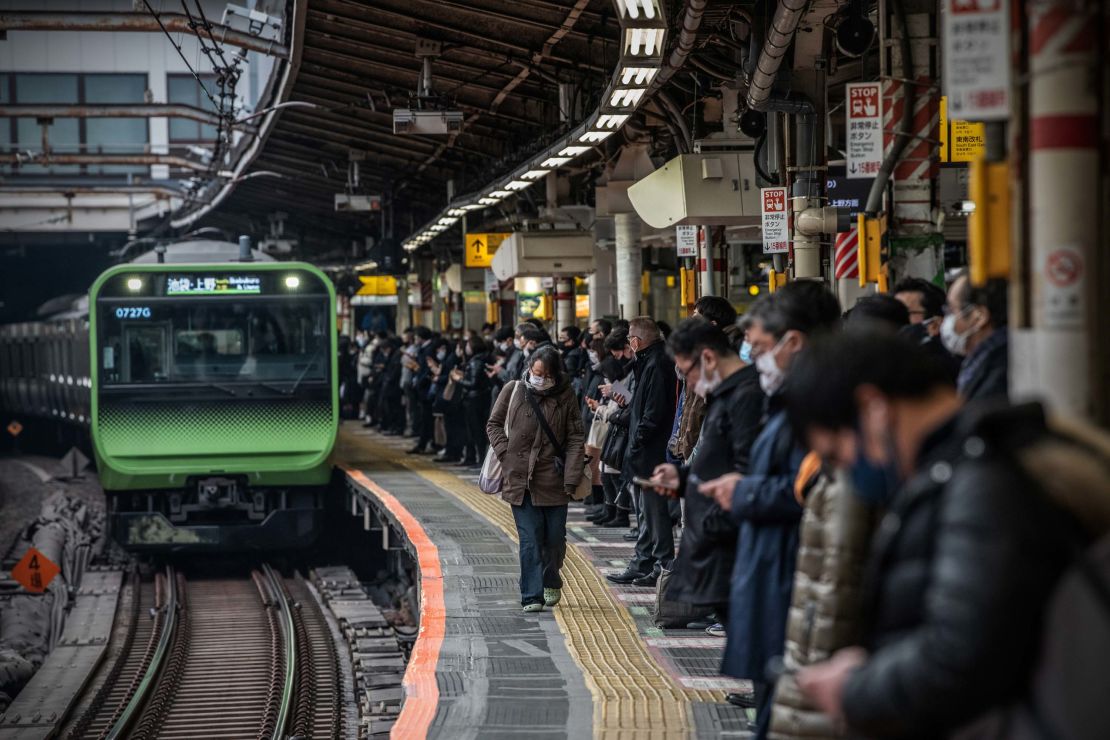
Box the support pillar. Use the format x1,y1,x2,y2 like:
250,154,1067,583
614,212,642,319
554,277,575,333
1011,0,1101,420
589,246,618,319
395,275,410,333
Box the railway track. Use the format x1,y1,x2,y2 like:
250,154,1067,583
62,565,344,739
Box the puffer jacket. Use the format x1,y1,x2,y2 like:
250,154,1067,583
770,463,877,740
486,378,585,507
841,402,1080,739
458,351,492,400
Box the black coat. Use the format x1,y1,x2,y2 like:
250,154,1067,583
668,365,763,607
958,330,1009,403
625,340,677,478
458,352,492,400
563,345,588,380
842,402,1078,739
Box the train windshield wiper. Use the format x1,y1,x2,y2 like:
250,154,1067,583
204,382,239,397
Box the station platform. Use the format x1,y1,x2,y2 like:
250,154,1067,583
335,423,750,739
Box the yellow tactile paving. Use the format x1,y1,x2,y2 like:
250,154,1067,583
338,430,726,740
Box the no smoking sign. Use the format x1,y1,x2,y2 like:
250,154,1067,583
1042,246,1085,329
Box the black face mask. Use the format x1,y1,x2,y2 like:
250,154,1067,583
898,322,930,346
620,356,636,373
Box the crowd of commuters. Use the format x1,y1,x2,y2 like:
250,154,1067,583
342,269,1108,740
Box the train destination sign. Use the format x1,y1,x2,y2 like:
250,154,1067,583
166,275,263,296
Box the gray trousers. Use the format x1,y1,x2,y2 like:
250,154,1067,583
628,485,675,575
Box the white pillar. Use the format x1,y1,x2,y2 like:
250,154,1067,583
697,226,715,297
395,276,410,333
589,246,618,319
614,212,641,319
1010,1,1099,418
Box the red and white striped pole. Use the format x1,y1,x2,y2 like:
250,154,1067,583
1012,0,1100,417
834,225,868,308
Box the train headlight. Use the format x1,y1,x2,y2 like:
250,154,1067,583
126,277,143,292
284,275,301,289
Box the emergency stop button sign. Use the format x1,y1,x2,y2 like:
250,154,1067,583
11,547,61,594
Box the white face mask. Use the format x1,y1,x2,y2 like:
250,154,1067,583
755,335,790,395
587,350,600,367
513,337,523,350
940,311,975,356
692,361,722,399
528,373,553,391
436,349,447,361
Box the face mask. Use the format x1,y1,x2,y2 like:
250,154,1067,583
513,337,523,350
436,349,447,361
940,311,975,356
756,335,789,395
528,373,553,391
849,431,901,506
355,336,368,348
500,341,510,352
739,340,753,364
587,350,600,367
692,361,722,399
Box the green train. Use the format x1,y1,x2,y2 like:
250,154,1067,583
1,248,339,551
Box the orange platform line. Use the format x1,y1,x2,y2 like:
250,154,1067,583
344,467,444,740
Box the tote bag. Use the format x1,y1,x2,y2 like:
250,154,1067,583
478,381,521,494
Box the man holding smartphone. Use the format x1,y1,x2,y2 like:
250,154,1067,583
648,317,762,694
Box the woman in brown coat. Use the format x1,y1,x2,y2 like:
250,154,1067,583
487,346,585,612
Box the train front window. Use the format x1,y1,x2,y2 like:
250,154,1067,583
98,297,329,386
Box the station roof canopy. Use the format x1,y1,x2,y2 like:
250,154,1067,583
208,0,624,252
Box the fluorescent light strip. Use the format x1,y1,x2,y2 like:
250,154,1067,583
541,156,571,168
621,66,658,85
597,114,629,129
521,169,549,180
478,196,501,205
580,130,614,143
489,189,511,198
447,208,465,216
626,28,665,56
621,0,657,20
559,145,592,157
505,180,531,191
610,88,646,108
461,203,484,211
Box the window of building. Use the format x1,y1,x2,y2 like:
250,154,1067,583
2,73,148,176
167,74,219,143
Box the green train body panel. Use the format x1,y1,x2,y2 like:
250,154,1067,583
88,262,338,492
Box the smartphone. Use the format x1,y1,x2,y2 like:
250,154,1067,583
632,475,678,491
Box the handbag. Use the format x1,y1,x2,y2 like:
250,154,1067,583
524,389,592,502
652,566,712,628
600,419,628,471
478,381,521,494
586,410,610,450
433,413,447,448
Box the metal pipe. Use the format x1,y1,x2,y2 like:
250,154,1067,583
864,0,914,217
649,0,708,93
238,234,253,262
0,11,289,58
746,0,808,112
0,185,182,197
656,91,692,153
0,103,225,127
614,212,641,319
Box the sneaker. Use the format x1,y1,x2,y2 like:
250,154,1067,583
706,623,726,637
543,588,561,607
522,602,544,613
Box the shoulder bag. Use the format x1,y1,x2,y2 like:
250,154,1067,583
524,388,592,501
478,381,521,494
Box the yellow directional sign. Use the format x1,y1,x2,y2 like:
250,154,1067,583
465,233,510,268
357,276,397,296
940,96,986,163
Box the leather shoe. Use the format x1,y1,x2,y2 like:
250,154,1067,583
631,572,658,588
606,569,649,585
599,511,630,528
726,692,756,709
406,445,426,454
622,529,638,541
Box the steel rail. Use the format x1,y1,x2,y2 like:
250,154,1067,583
263,563,297,740
105,565,178,740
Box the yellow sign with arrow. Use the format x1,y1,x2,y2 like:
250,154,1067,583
465,233,510,268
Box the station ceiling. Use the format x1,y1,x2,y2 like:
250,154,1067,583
212,0,625,252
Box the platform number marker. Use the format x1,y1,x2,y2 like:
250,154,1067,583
11,547,61,594
760,187,789,254
846,82,883,178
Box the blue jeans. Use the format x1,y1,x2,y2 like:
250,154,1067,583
510,492,568,606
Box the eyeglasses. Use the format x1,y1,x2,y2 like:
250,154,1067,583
675,358,700,380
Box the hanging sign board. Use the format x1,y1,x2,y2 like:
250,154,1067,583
942,0,1011,121
760,187,789,254
675,225,698,258
464,233,510,268
939,96,988,162
846,82,883,178
483,269,499,293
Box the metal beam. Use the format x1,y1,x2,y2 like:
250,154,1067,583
0,185,182,197
0,11,289,58
0,104,227,128
2,152,209,171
